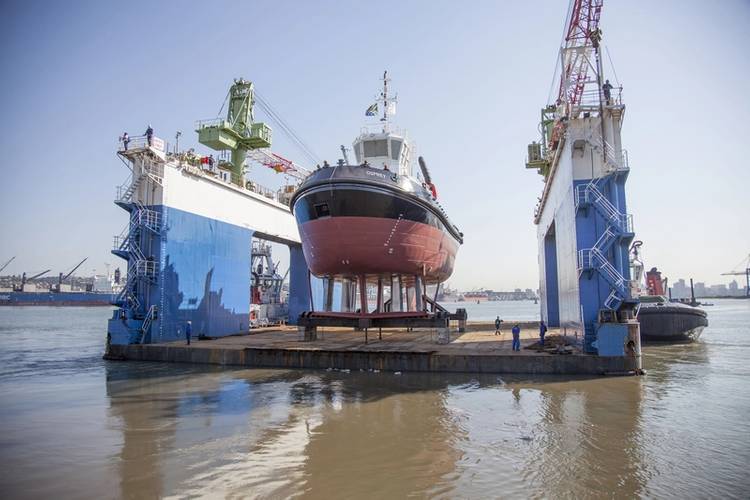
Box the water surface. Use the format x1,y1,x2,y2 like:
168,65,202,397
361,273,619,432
1,301,748,498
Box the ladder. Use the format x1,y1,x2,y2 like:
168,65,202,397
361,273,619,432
576,173,634,311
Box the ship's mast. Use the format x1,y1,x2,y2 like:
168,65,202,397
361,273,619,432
377,70,396,133
381,71,389,126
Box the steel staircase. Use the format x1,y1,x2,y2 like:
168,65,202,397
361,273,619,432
111,150,165,343
114,154,164,208
134,305,158,344
575,133,635,311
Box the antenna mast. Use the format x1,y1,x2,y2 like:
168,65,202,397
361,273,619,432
377,70,397,132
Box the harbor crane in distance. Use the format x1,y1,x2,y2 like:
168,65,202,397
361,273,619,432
721,253,750,297
16,269,51,291
0,256,15,274
54,257,88,292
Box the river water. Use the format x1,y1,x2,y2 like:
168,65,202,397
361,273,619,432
0,300,748,499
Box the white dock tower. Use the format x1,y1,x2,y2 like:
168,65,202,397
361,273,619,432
107,79,313,345
526,0,640,362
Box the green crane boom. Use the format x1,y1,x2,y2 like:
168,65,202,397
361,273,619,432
196,78,272,187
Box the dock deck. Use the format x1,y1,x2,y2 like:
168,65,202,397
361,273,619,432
108,322,641,376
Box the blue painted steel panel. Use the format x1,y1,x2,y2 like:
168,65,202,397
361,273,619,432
109,205,253,344
543,230,560,326
574,178,607,352
151,206,254,342
0,291,116,305
593,323,628,356
287,244,311,324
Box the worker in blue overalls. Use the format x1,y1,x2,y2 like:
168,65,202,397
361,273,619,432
511,324,521,352
539,320,548,347
185,320,192,345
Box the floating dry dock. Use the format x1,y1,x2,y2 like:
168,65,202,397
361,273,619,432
107,322,641,376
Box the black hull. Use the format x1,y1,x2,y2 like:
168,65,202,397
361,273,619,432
291,165,463,243
638,302,708,342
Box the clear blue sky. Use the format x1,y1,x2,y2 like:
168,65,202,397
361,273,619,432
1,0,748,290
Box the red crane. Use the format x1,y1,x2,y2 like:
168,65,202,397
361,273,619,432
548,0,604,151
558,0,603,113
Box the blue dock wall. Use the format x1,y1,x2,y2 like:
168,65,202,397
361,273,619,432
287,244,311,325
109,204,312,345
149,206,253,343
574,178,608,351
573,175,633,352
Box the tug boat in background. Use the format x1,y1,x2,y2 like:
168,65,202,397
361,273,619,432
631,242,708,342
290,73,462,301
249,239,288,327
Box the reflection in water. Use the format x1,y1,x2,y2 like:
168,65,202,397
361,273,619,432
105,366,651,499
2,301,749,498
106,366,469,498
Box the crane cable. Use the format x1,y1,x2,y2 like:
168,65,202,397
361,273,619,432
547,0,577,105
255,91,321,166
604,45,621,87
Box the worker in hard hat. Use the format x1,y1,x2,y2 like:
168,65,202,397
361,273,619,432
185,320,192,345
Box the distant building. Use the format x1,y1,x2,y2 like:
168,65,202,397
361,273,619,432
671,279,689,299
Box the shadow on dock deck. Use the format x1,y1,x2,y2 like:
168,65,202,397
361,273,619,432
107,322,640,376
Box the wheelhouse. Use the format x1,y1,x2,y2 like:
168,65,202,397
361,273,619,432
352,131,412,176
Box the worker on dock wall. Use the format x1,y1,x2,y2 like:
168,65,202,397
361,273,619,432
512,324,521,351
602,80,613,104
539,320,548,347
494,316,503,336
145,124,154,146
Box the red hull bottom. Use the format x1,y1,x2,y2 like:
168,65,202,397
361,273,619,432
300,216,458,282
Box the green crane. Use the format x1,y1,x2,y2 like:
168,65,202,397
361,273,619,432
196,78,272,187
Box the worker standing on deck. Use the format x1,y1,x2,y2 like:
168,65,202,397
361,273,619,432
494,316,503,336
145,124,154,146
539,320,548,347
121,132,130,151
511,324,521,351
185,320,192,345
602,80,613,105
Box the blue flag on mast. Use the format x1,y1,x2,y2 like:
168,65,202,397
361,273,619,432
365,103,378,116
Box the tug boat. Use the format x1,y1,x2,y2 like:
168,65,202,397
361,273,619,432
289,73,462,285
631,243,708,342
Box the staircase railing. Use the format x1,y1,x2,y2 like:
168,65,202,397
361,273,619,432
576,176,633,310
135,305,158,343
